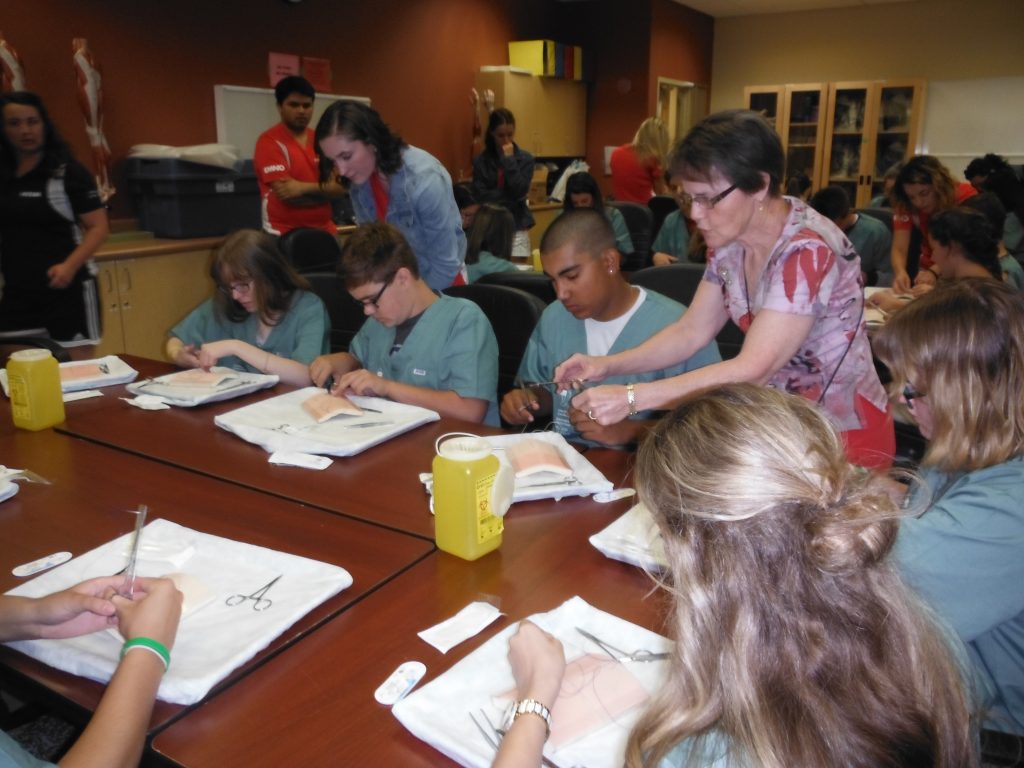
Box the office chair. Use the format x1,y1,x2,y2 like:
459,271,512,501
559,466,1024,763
302,272,367,353
0,334,72,363
476,271,556,305
607,201,653,272
629,262,742,360
278,228,343,274
443,283,547,399
647,195,678,243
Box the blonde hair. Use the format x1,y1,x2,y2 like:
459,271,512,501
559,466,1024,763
632,117,669,165
626,384,976,768
874,279,1024,472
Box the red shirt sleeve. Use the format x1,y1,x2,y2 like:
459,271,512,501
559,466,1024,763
254,129,290,189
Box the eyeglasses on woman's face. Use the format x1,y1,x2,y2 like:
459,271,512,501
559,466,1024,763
676,183,738,211
902,382,924,404
219,279,254,297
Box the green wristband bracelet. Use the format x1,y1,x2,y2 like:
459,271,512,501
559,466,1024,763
121,637,170,672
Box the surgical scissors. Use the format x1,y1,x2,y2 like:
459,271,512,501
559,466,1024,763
226,574,281,611
576,627,669,662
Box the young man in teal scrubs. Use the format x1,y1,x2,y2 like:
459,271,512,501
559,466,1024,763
500,208,720,447
309,222,499,425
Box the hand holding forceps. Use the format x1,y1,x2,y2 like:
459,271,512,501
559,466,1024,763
225,575,281,611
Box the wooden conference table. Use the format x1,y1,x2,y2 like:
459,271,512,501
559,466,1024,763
2,357,664,767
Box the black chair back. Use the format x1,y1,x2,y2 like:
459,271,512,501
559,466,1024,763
607,200,653,272
278,228,342,274
443,283,547,398
647,195,678,243
629,262,705,306
302,272,367,353
0,335,72,363
629,262,742,360
476,271,556,305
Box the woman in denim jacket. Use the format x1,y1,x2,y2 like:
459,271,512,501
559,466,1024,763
316,100,465,290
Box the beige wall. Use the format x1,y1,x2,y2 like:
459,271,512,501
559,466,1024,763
710,0,1024,111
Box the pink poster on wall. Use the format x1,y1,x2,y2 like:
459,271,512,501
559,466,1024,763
268,52,300,87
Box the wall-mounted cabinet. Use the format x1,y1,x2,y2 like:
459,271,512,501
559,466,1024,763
747,79,925,207
94,248,215,360
474,69,586,157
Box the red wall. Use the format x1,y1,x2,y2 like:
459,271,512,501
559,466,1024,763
649,0,714,103
3,0,710,218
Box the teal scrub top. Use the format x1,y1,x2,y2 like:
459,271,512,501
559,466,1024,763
517,288,720,446
1000,255,1024,291
349,294,500,426
606,206,634,255
466,251,520,283
169,290,330,371
896,457,1024,734
0,730,55,767
652,209,691,260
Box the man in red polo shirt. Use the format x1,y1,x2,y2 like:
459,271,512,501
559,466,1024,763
254,76,343,236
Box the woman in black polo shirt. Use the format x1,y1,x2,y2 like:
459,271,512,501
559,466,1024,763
0,91,108,345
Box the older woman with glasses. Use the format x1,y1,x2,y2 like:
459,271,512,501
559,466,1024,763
874,278,1024,737
557,109,894,469
166,229,329,385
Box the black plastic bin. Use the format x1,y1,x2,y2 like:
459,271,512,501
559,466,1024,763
126,158,260,238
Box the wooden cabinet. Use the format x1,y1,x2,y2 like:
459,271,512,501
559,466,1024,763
474,69,586,157
822,79,925,207
747,79,925,207
746,84,827,192
94,248,214,360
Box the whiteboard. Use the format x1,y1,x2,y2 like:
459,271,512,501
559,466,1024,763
214,85,371,159
922,76,1024,174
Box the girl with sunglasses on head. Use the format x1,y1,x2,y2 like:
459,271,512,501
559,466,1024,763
166,229,329,386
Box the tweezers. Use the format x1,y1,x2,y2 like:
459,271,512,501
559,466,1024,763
120,504,148,598
522,379,586,391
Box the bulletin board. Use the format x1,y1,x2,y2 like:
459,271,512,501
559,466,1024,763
921,76,1024,172
214,85,371,159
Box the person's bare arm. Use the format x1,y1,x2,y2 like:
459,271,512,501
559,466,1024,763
270,177,345,205
197,340,312,386
890,227,912,293
555,279,727,387
337,369,488,423
47,208,108,289
572,309,816,425
59,578,183,768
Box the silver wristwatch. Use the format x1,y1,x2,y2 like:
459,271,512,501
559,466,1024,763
503,698,553,739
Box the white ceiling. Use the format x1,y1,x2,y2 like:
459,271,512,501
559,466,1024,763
676,0,915,18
